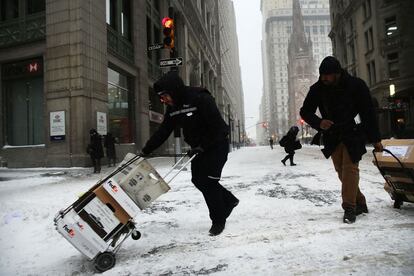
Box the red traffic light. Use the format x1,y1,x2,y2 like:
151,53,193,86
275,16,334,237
299,119,305,125
162,17,174,49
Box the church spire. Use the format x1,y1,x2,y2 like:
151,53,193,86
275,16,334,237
291,0,308,53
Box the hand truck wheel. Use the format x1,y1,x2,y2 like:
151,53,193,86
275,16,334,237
94,251,116,272
393,199,403,209
131,229,141,240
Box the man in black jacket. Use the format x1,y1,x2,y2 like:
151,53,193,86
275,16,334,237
141,71,239,236
300,56,383,224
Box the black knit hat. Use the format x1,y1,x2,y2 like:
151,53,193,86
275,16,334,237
153,71,184,96
319,56,342,74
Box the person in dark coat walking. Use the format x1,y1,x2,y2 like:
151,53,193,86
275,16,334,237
141,71,239,236
104,132,116,167
87,128,104,173
269,137,274,150
280,126,301,166
300,56,383,224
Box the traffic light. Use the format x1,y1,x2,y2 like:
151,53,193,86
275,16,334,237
162,17,174,50
300,118,305,125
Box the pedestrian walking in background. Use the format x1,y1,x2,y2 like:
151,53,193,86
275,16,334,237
269,137,274,150
87,128,104,173
300,56,383,224
141,71,239,236
104,132,117,167
279,126,301,166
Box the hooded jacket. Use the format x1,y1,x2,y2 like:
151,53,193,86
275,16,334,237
142,72,229,154
300,70,381,163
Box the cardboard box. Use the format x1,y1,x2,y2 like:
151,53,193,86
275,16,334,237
111,153,171,209
102,178,141,218
373,139,414,169
55,209,108,259
119,159,170,209
93,185,131,224
78,197,123,240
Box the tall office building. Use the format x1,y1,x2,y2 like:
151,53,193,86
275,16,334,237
260,0,331,143
218,0,245,148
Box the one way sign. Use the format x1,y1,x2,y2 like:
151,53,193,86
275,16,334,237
159,57,183,68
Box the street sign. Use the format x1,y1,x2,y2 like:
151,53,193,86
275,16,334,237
148,43,164,51
159,57,183,68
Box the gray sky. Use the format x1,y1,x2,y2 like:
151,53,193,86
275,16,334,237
233,0,263,140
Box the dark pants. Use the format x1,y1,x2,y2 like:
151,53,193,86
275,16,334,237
282,150,295,165
191,140,238,224
91,157,101,173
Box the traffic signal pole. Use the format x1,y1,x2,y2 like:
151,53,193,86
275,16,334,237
166,7,182,163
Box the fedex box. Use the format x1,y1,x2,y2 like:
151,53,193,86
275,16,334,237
55,209,108,259
112,153,171,209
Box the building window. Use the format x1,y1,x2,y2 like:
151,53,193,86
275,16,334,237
106,0,117,29
0,0,19,21
107,68,134,143
364,27,374,52
387,53,399,78
121,0,131,40
106,0,131,40
27,0,45,14
385,16,397,37
363,0,372,19
2,58,44,146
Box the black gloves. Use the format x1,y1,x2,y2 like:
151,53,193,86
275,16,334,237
139,150,150,157
187,146,204,157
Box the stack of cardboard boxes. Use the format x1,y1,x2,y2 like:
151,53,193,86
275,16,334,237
55,154,170,259
373,139,414,204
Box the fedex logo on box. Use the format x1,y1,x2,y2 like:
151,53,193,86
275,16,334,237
107,180,118,192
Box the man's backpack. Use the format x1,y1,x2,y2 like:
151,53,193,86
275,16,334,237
279,136,288,147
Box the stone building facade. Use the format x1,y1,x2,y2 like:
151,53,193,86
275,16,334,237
329,0,414,138
0,0,244,167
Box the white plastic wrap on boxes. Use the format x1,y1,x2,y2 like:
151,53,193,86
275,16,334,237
112,153,171,209
55,209,107,259
83,197,120,235
102,179,141,218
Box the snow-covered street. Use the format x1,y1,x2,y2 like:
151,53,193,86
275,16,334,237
0,145,413,276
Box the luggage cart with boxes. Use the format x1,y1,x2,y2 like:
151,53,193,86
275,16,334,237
373,139,414,209
54,153,193,272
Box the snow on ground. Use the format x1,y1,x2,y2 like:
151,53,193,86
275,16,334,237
0,145,413,276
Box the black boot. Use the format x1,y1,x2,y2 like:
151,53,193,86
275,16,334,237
209,222,225,236
356,204,369,215
225,198,239,219
343,207,356,224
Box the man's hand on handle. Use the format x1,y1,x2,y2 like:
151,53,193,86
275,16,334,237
373,142,383,152
319,119,334,130
187,146,204,157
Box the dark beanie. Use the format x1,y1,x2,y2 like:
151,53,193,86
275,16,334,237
153,71,184,96
319,56,342,74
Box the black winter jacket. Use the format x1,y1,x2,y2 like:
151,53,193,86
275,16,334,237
142,86,229,154
300,70,380,163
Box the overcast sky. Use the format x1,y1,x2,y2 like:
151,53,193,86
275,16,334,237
233,0,263,140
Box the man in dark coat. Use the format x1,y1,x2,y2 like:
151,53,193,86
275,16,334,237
141,71,239,236
300,56,383,224
280,126,301,166
87,128,104,173
104,132,116,167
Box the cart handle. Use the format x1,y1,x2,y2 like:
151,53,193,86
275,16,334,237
163,154,197,184
372,148,414,180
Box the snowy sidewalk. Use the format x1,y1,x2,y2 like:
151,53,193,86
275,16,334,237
0,146,413,275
